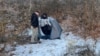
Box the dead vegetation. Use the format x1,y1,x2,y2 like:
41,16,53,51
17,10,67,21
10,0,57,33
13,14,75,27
66,0,100,38
0,0,100,42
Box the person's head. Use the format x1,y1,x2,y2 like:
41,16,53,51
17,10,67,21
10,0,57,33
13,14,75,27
41,13,48,19
34,11,39,16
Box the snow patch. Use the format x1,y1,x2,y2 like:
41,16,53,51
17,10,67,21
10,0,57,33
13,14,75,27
95,41,100,56
11,39,67,56
10,32,100,56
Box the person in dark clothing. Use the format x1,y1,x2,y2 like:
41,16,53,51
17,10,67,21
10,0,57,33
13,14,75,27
38,13,62,39
30,11,40,44
41,13,52,35
38,13,52,39
31,13,38,28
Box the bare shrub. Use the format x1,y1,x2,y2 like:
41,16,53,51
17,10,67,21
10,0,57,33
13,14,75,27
0,0,100,38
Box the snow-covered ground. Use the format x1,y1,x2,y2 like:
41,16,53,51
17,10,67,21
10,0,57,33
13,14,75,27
9,32,100,56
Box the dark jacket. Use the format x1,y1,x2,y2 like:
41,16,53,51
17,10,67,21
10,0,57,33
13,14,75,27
31,13,39,28
41,24,52,35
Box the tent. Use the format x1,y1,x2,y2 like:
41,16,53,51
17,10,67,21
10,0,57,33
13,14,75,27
38,17,62,39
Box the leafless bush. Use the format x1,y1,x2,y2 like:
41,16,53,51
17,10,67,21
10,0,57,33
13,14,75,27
0,0,100,39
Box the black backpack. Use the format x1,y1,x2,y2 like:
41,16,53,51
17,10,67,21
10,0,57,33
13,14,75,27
41,24,52,35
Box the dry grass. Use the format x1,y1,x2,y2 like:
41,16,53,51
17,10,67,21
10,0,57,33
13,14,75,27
0,0,100,40
60,0,100,38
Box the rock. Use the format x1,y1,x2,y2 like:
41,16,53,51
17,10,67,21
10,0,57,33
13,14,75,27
95,41,100,56
64,46,94,56
86,37,96,52
19,28,32,36
13,42,17,46
0,44,5,52
6,23,15,31
77,48,94,56
4,44,14,52
0,37,7,43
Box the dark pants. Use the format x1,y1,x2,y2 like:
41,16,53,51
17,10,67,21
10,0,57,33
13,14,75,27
40,35,50,39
